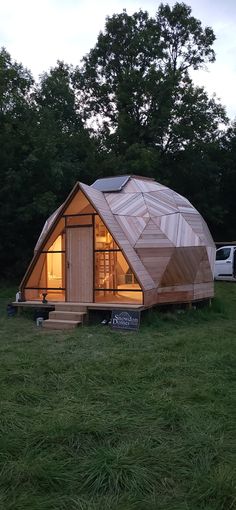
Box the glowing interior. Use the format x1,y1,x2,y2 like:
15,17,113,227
24,234,65,301
23,190,143,303
94,217,142,303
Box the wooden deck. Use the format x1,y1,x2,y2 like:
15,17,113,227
12,300,145,311
11,297,212,330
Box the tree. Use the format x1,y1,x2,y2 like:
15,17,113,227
33,62,101,196
76,2,226,156
158,140,226,236
0,48,36,277
216,123,236,240
0,55,100,277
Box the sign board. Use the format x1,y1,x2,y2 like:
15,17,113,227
111,310,140,331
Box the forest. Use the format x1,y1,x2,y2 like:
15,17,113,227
1,2,236,279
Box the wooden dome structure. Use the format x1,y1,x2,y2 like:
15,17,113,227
20,175,215,306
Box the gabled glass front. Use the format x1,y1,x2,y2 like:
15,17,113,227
22,190,143,304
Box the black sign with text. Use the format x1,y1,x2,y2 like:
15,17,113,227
111,310,140,331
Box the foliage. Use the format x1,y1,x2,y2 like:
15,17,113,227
0,54,99,277
0,282,236,509
0,48,36,275
0,3,236,277
217,122,236,241
76,3,226,153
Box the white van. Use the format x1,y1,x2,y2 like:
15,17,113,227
214,245,236,281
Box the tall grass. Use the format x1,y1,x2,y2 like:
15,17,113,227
0,282,235,509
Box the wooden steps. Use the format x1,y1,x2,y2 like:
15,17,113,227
49,311,87,322
43,319,81,330
43,304,87,330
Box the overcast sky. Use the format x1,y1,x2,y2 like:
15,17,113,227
0,0,236,120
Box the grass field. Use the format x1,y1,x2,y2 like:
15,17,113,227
0,283,236,510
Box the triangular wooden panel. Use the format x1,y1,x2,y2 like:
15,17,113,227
161,246,205,286
202,218,216,247
105,192,138,213
159,213,180,245
176,215,202,247
134,238,174,249
182,213,214,248
159,213,201,247
151,216,161,227
148,189,177,209
195,258,213,283
144,193,178,216
141,218,163,234
178,204,198,215
145,191,178,211
120,195,147,216
131,179,167,193
115,215,148,246
135,219,174,248
173,192,196,212
122,179,145,193
106,192,148,216
207,246,216,274
181,212,204,235
136,247,175,285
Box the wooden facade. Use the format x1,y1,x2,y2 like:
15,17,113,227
67,226,93,302
20,176,215,306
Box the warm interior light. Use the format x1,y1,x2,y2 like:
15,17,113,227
47,235,62,287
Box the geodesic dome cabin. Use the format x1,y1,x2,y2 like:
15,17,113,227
20,176,215,306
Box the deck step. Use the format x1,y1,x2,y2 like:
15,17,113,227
43,319,82,330
43,304,88,330
55,303,87,312
49,311,86,322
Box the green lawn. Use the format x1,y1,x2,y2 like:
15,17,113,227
0,283,236,510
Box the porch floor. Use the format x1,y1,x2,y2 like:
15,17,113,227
12,300,145,311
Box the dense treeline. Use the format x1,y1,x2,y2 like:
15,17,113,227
1,2,236,278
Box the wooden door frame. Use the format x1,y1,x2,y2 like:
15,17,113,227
65,214,94,302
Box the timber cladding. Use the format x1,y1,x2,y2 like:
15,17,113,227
67,227,93,302
20,175,215,306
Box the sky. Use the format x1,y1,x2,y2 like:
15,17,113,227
0,0,236,120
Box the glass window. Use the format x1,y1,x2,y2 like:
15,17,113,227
216,248,231,261
25,253,47,289
95,216,118,250
24,234,65,301
95,250,142,303
94,216,142,303
46,235,64,289
95,289,142,304
95,251,140,290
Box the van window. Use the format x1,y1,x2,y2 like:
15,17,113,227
216,248,231,260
